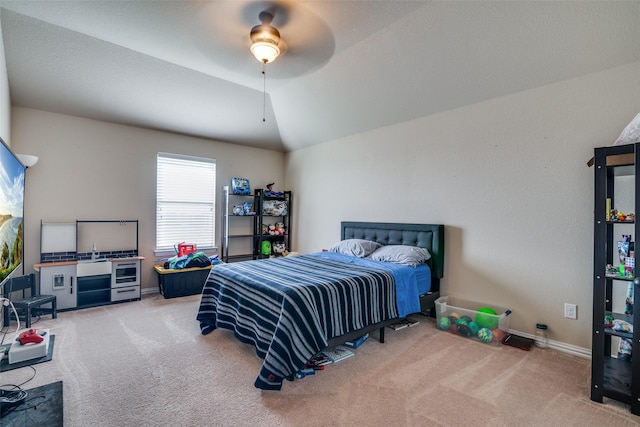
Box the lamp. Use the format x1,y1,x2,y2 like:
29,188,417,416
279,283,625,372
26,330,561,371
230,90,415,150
250,12,281,63
16,153,38,168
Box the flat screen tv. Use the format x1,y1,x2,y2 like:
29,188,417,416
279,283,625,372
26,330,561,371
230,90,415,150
0,137,25,292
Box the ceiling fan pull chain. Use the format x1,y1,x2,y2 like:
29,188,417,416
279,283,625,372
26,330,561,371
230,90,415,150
262,61,267,122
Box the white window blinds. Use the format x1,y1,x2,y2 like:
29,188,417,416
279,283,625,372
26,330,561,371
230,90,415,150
156,153,216,252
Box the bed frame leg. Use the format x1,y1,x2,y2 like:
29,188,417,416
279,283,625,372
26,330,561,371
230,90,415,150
379,326,385,343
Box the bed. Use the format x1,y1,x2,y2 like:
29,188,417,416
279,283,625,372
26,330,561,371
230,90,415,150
196,221,444,390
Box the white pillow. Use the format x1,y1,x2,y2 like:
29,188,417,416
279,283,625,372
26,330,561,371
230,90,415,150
329,239,382,258
368,245,431,267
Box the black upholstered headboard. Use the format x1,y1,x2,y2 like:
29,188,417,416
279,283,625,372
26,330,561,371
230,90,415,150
340,221,445,292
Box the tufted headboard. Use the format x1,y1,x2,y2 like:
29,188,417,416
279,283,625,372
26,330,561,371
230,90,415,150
341,221,445,297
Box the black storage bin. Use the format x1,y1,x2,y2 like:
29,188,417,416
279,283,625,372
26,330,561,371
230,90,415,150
155,266,211,299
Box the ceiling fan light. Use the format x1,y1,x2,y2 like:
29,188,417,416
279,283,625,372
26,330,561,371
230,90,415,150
249,12,282,64
251,41,280,63
250,23,281,46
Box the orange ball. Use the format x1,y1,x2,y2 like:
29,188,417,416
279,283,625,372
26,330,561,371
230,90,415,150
491,328,505,342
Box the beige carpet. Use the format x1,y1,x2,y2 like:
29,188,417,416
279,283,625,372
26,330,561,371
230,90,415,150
1,294,638,427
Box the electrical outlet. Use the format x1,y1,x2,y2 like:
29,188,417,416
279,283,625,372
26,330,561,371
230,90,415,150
564,303,577,319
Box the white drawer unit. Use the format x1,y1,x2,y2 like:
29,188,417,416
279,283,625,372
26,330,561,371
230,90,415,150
111,285,141,302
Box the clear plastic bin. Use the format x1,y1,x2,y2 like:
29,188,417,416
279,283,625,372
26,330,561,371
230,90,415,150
435,296,511,345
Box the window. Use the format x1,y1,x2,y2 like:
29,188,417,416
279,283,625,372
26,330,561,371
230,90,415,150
156,153,216,254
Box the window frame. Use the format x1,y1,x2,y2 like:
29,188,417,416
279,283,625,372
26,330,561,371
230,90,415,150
155,152,216,256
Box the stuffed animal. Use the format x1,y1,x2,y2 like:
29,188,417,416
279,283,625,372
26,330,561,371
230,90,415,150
273,241,286,254
261,240,272,256
269,224,277,235
274,222,285,235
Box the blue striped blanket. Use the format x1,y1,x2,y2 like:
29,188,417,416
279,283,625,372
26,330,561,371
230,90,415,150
196,254,399,390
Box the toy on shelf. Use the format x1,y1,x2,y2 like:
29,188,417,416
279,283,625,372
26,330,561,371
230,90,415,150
232,202,254,216
264,183,284,197
611,319,633,333
274,222,285,235
231,178,251,195
609,209,635,222
261,240,272,256
273,241,286,255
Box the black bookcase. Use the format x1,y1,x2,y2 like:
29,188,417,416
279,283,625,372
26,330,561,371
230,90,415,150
592,142,640,415
253,188,292,259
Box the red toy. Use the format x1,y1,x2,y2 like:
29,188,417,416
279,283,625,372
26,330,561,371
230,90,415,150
18,329,44,345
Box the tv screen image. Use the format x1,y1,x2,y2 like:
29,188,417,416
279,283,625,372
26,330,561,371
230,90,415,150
0,138,25,288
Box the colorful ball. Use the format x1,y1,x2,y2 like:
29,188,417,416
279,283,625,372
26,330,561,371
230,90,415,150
457,324,472,337
449,324,458,334
438,316,451,330
449,312,461,320
476,307,498,329
448,316,458,325
456,318,469,326
468,321,480,335
477,327,493,343
460,315,473,324
491,328,505,342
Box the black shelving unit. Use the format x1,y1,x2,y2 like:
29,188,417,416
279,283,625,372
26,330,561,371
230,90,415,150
253,188,292,259
592,142,640,415
220,186,293,262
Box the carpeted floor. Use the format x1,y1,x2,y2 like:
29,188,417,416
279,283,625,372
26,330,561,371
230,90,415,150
1,381,63,427
0,293,638,426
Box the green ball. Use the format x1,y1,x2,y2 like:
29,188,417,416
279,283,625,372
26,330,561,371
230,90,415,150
456,318,468,326
438,316,451,330
477,327,493,343
476,307,498,329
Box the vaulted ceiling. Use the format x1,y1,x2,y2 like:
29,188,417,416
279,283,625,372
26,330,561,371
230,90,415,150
1,1,639,152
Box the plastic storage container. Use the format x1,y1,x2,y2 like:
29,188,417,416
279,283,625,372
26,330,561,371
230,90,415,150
435,296,511,345
155,265,212,298
535,323,548,348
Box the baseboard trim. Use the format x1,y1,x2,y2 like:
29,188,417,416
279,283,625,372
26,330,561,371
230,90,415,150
548,339,591,359
508,329,591,359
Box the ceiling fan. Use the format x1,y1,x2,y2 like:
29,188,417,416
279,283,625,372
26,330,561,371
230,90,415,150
195,1,335,81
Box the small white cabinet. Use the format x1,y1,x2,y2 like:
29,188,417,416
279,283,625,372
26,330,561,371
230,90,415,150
39,264,76,310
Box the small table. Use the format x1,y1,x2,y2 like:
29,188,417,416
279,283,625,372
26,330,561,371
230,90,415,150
153,264,213,298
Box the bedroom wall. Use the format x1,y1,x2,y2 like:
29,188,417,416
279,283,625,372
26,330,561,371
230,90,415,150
285,60,640,351
10,107,285,293
0,20,10,143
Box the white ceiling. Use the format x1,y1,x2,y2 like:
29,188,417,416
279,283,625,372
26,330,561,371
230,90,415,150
0,1,639,152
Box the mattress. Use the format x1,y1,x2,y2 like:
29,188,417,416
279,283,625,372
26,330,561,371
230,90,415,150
197,253,418,389
310,251,429,316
